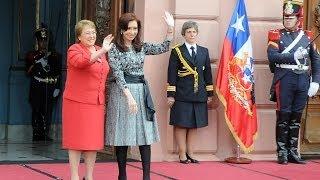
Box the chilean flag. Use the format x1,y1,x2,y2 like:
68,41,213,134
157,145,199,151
216,0,257,153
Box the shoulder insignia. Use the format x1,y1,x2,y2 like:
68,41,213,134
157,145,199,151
172,44,181,49
268,29,280,42
304,30,313,40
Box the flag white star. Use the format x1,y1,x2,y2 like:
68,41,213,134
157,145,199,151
242,73,251,84
231,13,245,35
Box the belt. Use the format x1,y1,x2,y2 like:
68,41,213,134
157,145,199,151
124,74,155,121
275,64,309,71
34,76,57,84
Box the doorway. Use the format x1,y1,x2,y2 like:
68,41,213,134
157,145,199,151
301,0,320,157
0,0,134,163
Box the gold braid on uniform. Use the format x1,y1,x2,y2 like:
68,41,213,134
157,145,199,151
206,85,213,91
174,46,199,93
167,85,176,92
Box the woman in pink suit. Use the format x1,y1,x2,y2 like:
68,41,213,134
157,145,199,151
62,20,113,180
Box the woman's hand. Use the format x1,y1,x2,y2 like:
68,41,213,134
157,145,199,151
90,34,113,62
207,96,219,109
164,11,174,41
102,34,114,52
167,97,175,108
127,95,138,114
163,11,174,27
124,88,138,114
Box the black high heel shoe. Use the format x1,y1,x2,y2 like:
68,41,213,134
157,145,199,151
179,155,190,164
186,153,199,163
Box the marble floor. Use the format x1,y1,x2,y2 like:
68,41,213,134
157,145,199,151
0,140,115,163
0,140,69,163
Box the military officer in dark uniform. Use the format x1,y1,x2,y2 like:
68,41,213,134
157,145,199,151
25,25,61,141
267,0,320,164
167,21,214,164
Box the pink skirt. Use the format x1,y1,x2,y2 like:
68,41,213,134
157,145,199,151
62,98,105,150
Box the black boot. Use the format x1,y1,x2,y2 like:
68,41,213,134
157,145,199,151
32,109,43,141
43,123,53,142
44,105,53,141
276,111,290,164
116,146,128,180
139,145,151,180
287,112,306,164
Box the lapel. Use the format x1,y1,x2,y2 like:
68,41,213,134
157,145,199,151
180,43,196,66
194,45,201,66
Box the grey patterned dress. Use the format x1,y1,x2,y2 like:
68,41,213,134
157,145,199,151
105,40,171,146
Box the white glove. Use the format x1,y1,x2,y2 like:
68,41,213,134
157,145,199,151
294,47,308,61
163,11,174,27
53,89,60,98
308,82,319,97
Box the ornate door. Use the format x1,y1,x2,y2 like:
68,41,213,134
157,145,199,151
81,0,134,45
301,0,320,156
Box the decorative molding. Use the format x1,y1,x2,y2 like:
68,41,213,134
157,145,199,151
247,17,282,22
174,15,282,23
174,14,218,21
256,104,277,109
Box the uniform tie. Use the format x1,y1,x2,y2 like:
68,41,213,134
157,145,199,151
190,46,196,60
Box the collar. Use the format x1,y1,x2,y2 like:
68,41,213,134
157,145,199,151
185,42,197,52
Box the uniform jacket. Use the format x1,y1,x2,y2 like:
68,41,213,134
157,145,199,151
63,43,110,105
167,43,213,102
267,29,320,101
25,50,62,106
268,29,320,85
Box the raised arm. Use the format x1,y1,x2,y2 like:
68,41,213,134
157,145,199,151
143,40,171,55
143,11,174,55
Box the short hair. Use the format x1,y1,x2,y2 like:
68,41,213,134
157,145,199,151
75,20,96,42
181,21,198,36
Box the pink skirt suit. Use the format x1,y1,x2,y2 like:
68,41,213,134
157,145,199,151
62,43,109,150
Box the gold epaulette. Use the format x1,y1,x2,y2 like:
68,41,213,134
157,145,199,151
268,29,280,49
268,29,280,42
304,30,313,40
172,43,181,49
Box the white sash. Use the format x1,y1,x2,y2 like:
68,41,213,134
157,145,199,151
281,30,304,54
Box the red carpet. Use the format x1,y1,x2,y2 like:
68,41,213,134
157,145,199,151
0,165,51,180
1,160,320,180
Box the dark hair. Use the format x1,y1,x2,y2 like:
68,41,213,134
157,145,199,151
115,13,142,52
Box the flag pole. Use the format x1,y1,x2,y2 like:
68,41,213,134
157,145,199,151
225,144,252,164
216,0,257,163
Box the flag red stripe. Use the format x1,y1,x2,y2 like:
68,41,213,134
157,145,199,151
216,38,257,153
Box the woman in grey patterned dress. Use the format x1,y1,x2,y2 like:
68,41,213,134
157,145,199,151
105,12,174,180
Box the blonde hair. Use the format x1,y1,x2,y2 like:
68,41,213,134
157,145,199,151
75,20,96,42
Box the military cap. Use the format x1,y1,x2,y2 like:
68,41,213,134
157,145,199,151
35,26,48,41
283,0,303,17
